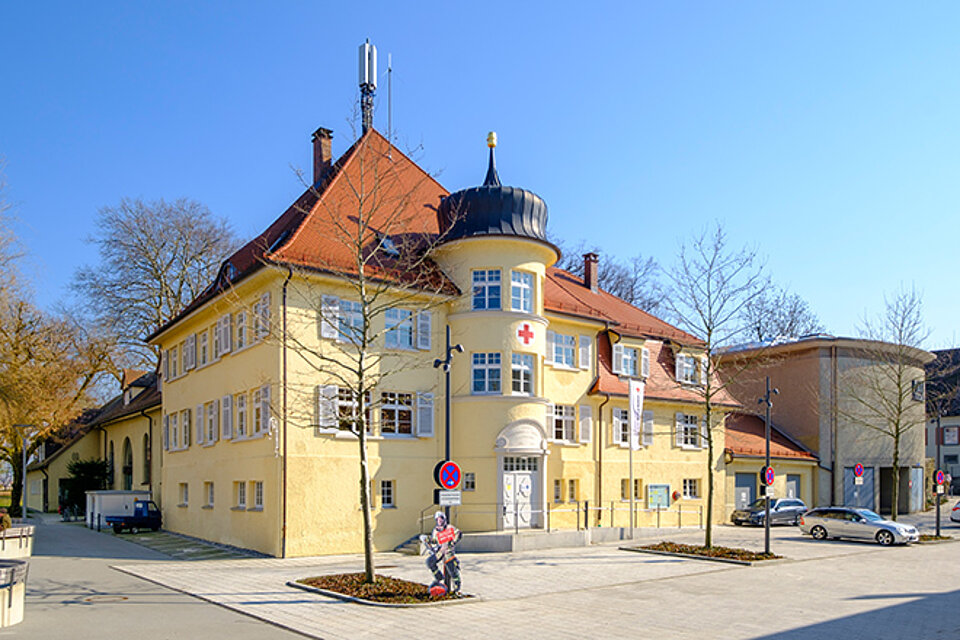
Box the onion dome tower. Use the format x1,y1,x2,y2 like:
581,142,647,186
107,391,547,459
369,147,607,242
438,132,550,244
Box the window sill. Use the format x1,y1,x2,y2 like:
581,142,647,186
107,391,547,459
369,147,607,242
549,440,580,447
471,391,503,397
231,506,246,511
380,505,397,510
177,503,188,508
549,365,579,372
680,445,702,451
247,506,263,512
381,433,416,440
202,505,213,510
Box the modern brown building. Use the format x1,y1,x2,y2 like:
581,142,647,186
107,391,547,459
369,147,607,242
720,335,933,514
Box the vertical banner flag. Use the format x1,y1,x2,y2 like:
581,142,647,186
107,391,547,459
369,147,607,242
629,379,645,451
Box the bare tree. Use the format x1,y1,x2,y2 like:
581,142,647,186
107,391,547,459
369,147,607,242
260,132,460,582
73,198,240,371
840,286,929,521
552,239,665,313
741,285,825,341
664,223,767,548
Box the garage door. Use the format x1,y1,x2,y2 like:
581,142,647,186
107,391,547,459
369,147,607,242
735,473,757,509
843,466,875,510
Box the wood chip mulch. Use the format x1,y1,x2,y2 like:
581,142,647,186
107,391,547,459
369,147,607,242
640,541,781,561
297,573,467,604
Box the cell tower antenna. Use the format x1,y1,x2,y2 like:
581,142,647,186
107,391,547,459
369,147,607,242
358,39,377,134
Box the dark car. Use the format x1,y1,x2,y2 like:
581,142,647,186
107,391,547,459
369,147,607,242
731,498,807,526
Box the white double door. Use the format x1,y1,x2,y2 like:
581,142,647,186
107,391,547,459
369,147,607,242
502,458,540,529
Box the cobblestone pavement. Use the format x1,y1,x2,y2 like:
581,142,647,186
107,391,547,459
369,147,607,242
114,522,960,640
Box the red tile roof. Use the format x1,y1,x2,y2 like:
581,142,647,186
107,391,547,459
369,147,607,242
149,130,455,341
724,412,817,461
589,331,740,407
544,268,702,344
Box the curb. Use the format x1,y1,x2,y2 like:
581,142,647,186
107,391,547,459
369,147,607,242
618,546,785,566
287,580,478,608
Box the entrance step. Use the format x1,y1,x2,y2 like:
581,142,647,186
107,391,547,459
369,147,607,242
393,535,423,556
458,527,635,553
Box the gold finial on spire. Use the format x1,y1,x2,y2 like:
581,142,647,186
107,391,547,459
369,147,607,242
487,131,497,148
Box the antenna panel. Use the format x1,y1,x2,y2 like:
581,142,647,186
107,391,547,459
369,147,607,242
358,41,377,89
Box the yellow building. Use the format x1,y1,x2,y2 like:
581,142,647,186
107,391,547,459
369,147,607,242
148,128,739,557
26,371,161,512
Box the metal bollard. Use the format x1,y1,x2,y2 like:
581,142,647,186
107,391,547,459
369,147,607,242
679,507,682,529
584,500,590,530
657,505,661,528
610,501,614,528
514,503,519,536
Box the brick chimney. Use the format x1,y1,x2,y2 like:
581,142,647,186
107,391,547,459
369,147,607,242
583,252,599,293
312,127,333,186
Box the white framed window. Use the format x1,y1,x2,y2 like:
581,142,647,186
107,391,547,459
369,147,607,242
196,404,204,444
380,480,395,508
162,350,170,381
613,344,639,377
253,481,264,509
162,415,169,451
503,456,538,471
463,472,476,491
568,478,579,503
339,299,363,343
675,353,699,385
683,478,700,499
178,482,189,506
236,311,246,349
332,387,372,433
199,332,208,366
254,292,271,340
170,413,179,451
218,315,232,354
472,352,502,395
511,353,534,395
548,404,575,442
472,269,501,310
170,345,179,379
385,308,414,349
236,481,246,509
221,395,233,439
180,409,191,448
258,385,271,434
253,388,262,434
549,332,576,368
613,407,629,446
380,392,413,435
206,400,218,443
185,334,197,370
621,478,642,501
204,481,215,507
510,270,533,313
236,393,247,437
675,413,701,448
554,479,563,503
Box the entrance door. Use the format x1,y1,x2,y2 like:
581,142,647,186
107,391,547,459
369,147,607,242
502,456,540,530
735,473,757,509
785,474,801,500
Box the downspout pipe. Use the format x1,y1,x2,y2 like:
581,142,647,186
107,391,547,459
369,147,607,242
139,409,154,497
281,266,293,558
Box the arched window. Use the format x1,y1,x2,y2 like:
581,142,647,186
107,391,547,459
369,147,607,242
108,441,115,488
121,437,133,491
142,433,151,484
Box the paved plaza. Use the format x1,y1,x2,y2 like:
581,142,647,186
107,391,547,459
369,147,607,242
14,510,960,639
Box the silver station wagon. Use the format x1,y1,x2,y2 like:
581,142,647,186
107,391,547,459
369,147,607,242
799,507,919,546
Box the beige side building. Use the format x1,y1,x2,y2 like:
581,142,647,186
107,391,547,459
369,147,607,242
720,336,933,513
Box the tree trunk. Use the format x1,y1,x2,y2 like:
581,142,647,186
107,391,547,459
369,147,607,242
891,436,900,521
9,461,23,518
357,426,375,582
704,408,713,548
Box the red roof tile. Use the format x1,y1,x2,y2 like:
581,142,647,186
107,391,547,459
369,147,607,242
724,412,817,461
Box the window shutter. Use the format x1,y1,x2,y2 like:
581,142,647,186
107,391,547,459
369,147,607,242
642,410,654,446
545,331,556,364
259,292,271,338
320,295,339,339
579,335,591,370
162,351,169,381
417,311,432,350
675,412,684,447
317,385,338,429
612,343,624,375
612,409,622,445
196,405,204,444
546,403,555,434
700,356,708,386
221,316,232,353
700,417,708,449
163,415,169,451
222,395,233,439
641,347,650,378
261,386,271,434
675,353,684,381
212,399,220,442
416,392,434,437
579,405,592,443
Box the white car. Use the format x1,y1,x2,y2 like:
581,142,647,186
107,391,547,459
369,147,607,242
799,507,918,545
951,501,960,523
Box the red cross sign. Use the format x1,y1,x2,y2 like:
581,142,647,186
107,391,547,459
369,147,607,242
517,323,535,345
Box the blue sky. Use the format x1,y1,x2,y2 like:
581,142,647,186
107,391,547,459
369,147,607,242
2,2,959,346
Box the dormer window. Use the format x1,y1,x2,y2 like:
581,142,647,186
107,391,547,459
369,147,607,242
675,353,705,386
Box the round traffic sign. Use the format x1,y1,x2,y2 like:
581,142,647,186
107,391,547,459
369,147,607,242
436,460,462,490
936,469,946,485
854,463,864,478
763,466,775,486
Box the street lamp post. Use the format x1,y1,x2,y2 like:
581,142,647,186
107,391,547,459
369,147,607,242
13,424,33,521
433,325,462,521
758,378,779,556
936,410,943,538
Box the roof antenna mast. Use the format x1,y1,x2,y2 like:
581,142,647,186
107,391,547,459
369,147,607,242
359,39,377,134
387,52,393,154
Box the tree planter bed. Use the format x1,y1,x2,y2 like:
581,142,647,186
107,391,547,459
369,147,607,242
917,535,955,544
620,542,782,566
289,573,475,608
